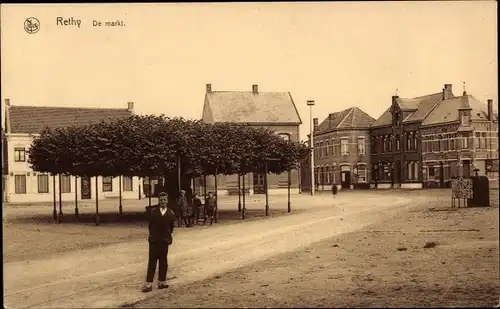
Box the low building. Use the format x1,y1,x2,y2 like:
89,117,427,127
301,107,375,191
420,91,498,186
2,99,141,203
200,84,302,195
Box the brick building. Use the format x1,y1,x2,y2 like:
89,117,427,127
199,84,302,195
301,107,375,191
370,83,498,189
420,90,498,186
370,86,449,189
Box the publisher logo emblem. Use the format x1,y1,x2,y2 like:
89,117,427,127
24,17,40,34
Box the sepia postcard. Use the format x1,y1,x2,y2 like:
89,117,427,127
1,2,498,308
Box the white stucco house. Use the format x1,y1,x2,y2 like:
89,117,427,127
2,99,142,204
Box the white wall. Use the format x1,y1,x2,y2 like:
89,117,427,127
4,133,141,204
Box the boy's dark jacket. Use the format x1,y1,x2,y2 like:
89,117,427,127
146,205,176,244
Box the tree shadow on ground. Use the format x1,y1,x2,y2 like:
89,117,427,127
10,208,302,226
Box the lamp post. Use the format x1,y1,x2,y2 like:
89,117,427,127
307,99,315,195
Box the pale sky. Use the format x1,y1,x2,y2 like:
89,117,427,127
1,2,497,140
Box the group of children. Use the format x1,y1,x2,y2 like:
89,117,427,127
174,190,217,227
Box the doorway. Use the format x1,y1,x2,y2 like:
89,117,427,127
253,173,265,194
462,160,471,178
341,171,351,189
80,176,91,199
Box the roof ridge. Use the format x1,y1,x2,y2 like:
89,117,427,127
337,108,354,129
354,107,376,121
11,105,128,111
210,90,289,94
412,92,442,99
288,92,303,125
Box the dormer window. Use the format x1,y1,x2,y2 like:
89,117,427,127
461,113,469,125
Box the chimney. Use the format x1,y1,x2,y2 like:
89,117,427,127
313,118,318,131
206,84,212,94
252,84,258,94
487,99,493,120
127,101,134,114
4,99,11,134
328,113,334,128
392,95,399,105
443,84,452,100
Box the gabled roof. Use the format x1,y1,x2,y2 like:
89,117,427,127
202,90,302,124
314,107,375,135
371,92,445,127
422,94,498,126
8,105,133,134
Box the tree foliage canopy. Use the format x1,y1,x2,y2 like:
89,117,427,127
27,115,310,177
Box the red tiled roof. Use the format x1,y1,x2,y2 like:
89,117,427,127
315,107,375,135
8,106,133,134
203,91,302,124
371,92,444,127
422,95,497,126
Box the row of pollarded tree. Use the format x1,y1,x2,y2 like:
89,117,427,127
27,115,310,225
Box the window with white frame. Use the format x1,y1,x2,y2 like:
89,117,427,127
278,133,290,141
357,165,367,183
462,133,469,149
37,174,49,193
325,166,331,184
358,137,366,155
407,162,414,180
341,138,349,155
481,132,487,149
60,175,72,193
122,176,133,191
413,134,418,150
414,161,419,181
14,148,26,162
383,137,388,153
102,176,113,192
461,113,469,125
437,134,443,152
396,135,400,151
329,139,334,155
15,175,27,194
325,141,329,157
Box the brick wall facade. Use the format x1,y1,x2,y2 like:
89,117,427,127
421,120,499,185
301,128,371,191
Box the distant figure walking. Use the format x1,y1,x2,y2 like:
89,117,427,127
142,192,175,293
332,184,338,195
192,193,202,225
177,190,192,227
204,192,217,226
